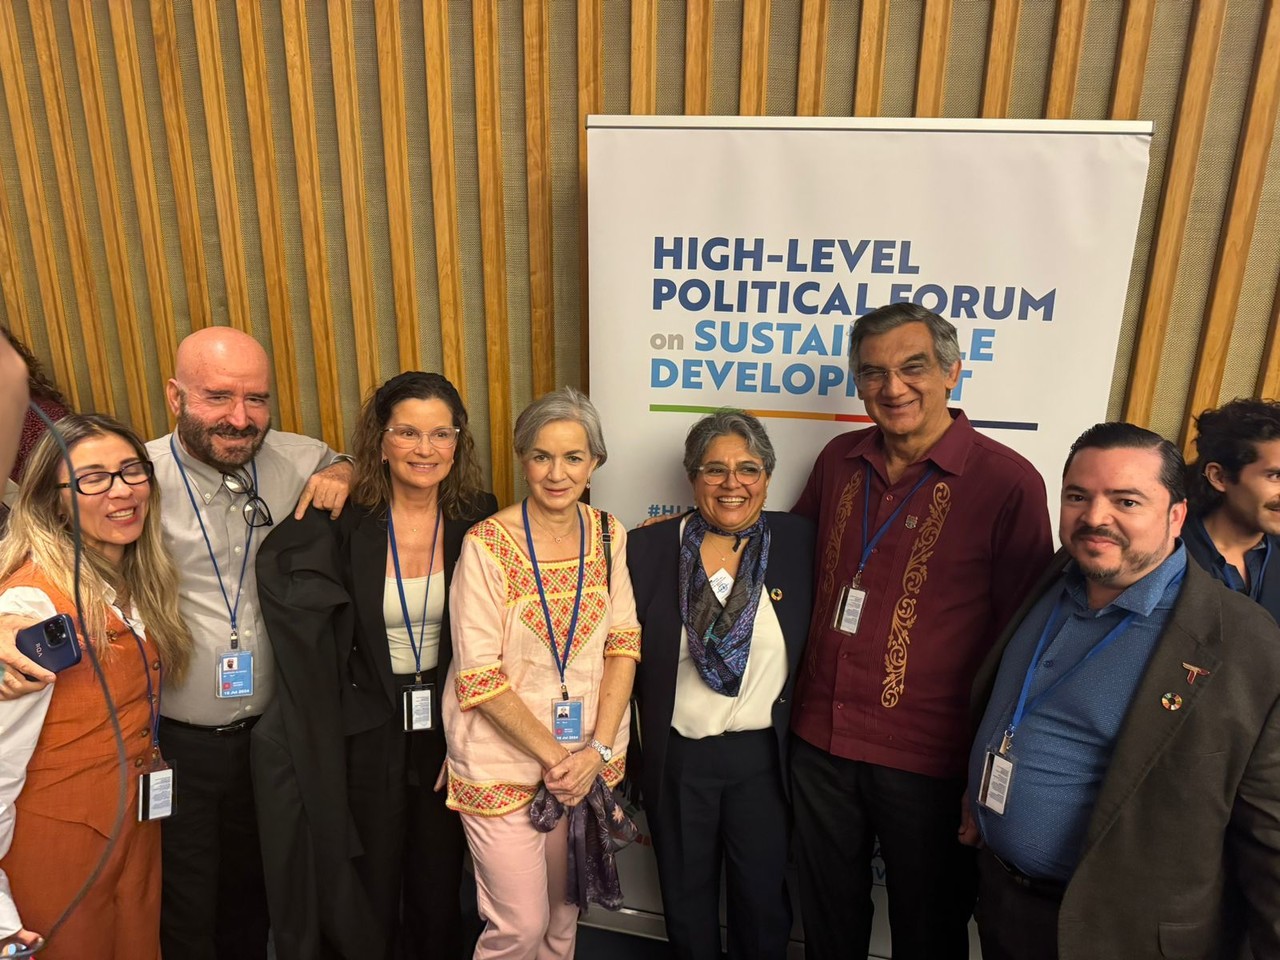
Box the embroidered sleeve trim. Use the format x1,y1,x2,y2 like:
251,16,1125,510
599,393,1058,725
446,775,538,817
455,662,510,711
604,627,641,660
602,753,627,787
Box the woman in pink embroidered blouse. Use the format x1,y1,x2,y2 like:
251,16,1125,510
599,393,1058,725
443,387,640,960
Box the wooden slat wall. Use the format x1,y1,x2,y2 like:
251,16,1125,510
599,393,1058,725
1,0,1277,493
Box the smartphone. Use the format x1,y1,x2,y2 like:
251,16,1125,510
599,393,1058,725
14,614,82,678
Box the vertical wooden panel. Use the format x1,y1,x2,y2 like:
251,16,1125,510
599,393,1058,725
68,0,153,433
1123,0,1228,426
685,0,713,115
328,0,380,398
525,0,556,396
192,0,251,332
373,0,421,373
1110,0,1157,119
855,0,891,115
982,0,1021,117
109,0,176,395
915,0,953,117
1045,0,1088,118
30,0,113,413
473,0,513,501
236,0,302,432
0,0,77,404
740,0,771,115
1259,279,1280,397
0,173,31,344
152,0,211,331
422,0,467,396
1182,0,1280,447
578,0,603,389
630,0,658,114
281,0,343,446
796,0,829,116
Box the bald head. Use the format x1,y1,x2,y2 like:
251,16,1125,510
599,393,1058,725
167,327,272,470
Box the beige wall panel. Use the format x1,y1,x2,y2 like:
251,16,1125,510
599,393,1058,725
880,0,922,117
548,0,582,391
944,0,989,117
656,0,688,115
822,0,859,116
1007,0,1053,119
766,0,801,115
1072,0,1122,119
710,1,741,116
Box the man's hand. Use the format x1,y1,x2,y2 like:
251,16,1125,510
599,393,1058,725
544,747,604,807
0,614,54,700
294,459,354,520
958,790,982,847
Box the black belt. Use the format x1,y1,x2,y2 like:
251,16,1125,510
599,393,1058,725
161,714,261,736
989,850,1067,900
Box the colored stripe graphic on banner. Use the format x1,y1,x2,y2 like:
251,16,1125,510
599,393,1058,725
649,404,1038,432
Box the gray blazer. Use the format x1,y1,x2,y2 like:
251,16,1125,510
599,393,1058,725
972,552,1280,960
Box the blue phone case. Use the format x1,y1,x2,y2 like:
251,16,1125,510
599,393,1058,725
15,614,83,677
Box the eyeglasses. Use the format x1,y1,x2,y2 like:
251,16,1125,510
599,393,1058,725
695,463,765,486
383,425,461,450
853,361,935,389
221,470,274,529
57,461,155,496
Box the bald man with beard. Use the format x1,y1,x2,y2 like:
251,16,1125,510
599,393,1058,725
144,327,353,960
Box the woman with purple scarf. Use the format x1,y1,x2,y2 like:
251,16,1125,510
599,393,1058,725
627,410,815,960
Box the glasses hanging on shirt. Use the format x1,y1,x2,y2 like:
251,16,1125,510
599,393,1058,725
221,469,274,529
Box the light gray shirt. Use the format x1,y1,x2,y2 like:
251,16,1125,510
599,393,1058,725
146,429,334,725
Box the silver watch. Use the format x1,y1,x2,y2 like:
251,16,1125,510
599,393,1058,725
589,738,613,763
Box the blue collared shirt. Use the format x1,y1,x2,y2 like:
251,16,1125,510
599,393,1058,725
969,545,1188,881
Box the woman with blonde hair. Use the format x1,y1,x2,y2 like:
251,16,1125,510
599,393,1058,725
0,413,192,959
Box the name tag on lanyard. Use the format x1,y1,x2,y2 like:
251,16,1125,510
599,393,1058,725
216,647,254,698
403,683,435,732
139,760,175,821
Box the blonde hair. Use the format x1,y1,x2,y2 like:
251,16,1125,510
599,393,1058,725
0,415,193,683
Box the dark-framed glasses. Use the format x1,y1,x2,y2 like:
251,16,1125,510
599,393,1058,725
383,425,461,450
695,463,765,486
221,469,274,529
57,461,155,496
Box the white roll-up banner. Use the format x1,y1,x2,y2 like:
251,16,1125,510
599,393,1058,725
587,116,1153,528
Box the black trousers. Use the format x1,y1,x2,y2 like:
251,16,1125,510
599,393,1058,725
975,848,1062,960
647,728,792,960
790,736,976,960
159,716,270,960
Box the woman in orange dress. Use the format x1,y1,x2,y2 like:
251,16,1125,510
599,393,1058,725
0,414,192,959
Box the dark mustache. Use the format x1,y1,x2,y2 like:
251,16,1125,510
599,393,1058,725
212,424,261,439
1072,524,1127,546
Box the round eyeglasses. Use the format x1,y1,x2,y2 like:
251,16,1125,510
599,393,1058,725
695,463,765,486
57,461,155,496
383,425,461,450
221,470,274,529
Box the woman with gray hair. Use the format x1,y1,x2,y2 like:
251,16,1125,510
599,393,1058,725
627,409,815,960
443,386,641,960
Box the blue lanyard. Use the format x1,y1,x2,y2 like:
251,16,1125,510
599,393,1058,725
856,464,937,582
1254,538,1274,602
122,617,161,756
1002,568,1186,754
170,435,256,647
387,506,442,680
522,499,586,701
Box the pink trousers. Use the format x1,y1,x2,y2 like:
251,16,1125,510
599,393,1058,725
462,808,579,960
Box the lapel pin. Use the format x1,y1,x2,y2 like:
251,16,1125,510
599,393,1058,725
1161,692,1183,711
905,515,919,529
1181,662,1210,685
770,588,783,602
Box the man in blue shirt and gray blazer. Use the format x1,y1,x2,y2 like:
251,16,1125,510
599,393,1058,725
968,422,1280,960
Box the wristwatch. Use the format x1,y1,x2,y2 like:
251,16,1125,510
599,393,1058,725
588,738,613,763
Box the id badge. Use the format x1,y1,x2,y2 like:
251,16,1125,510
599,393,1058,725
978,751,1015,815
403,683,435,732
139,760,175,821
832,583,868,635
216,649,254,698
552,697,584,743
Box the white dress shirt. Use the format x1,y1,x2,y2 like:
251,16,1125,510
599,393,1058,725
146,430,334,726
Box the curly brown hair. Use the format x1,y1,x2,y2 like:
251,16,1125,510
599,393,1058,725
350,372,487,519
3,327,69,406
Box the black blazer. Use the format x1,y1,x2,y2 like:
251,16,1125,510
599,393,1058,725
251,493,497,960
627,511,815,811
